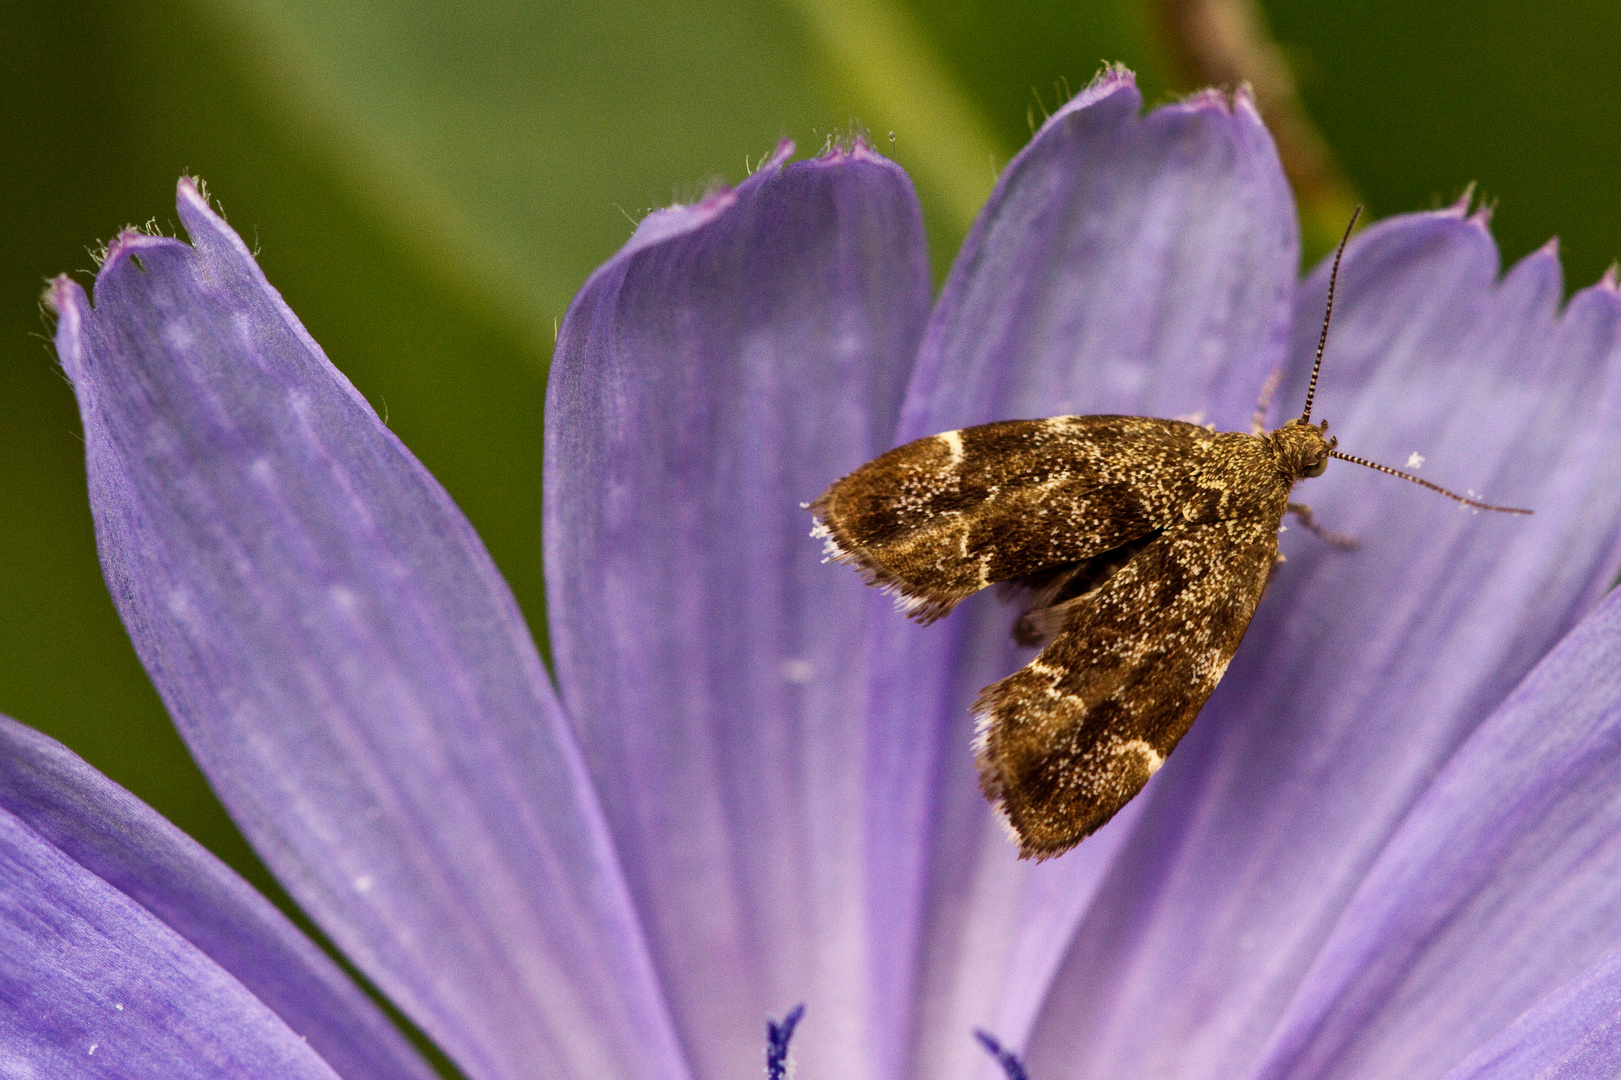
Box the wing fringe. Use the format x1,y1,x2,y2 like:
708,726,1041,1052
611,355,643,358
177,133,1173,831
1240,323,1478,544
808,510,961,624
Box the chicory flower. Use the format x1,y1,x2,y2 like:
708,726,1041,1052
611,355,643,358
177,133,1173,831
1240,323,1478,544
7,67,1621,1080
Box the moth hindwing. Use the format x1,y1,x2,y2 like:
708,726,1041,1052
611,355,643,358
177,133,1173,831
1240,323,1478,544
811,414,1333,858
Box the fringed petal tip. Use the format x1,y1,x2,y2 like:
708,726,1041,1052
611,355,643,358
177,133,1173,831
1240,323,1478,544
811,131,901,169
43,275,92,390
1162,82,1261,120
1434,182,1481,221
1331,204,1619,335
583,135,919,308
99,229,186,272
1027,63,1138,140
623,191,739,260
636,132,907,246
176,173,209,208
752,137,796,176
42,273,85,320
1366,184,1491,235
171,175,271,282
612,140,796,264
1024,62,1263,135
80,225,196,308
42,178,223,326
1566,261,1621,323
173,175,224,240
1510,236,1566,300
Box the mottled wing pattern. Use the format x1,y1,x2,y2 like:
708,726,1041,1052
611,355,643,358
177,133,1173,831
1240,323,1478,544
975,513,1280,859
811,417,1217,622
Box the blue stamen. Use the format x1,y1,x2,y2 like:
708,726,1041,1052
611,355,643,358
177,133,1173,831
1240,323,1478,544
767,1004,806,1080
974,1030,1031,1080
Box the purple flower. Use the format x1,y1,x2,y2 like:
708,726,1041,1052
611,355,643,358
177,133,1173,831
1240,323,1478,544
8,66,1621,1080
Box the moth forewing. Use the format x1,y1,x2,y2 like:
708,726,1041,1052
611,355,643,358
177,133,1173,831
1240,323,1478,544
810,416,1227,625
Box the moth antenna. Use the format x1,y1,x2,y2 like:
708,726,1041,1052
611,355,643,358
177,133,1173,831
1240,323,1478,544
1301,205,1363,424
1328,451,1532,514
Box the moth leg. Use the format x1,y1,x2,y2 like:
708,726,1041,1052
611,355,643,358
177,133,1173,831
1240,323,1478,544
995,563,1083,612
1287,502,1359,550
1252,367,1285,436
1012,594,1088,648
998,564,1089,648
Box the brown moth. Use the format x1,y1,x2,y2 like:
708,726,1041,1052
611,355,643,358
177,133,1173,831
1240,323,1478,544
809,209,1530,860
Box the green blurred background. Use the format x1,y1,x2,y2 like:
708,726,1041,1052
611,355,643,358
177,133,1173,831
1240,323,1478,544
3,0,1619,925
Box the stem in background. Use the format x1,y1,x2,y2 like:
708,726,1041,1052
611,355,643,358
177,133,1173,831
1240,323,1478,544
1150,0,1362,263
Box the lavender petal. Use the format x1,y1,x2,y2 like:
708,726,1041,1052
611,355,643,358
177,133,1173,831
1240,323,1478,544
50,180,686,1080
1441,945,1621,1080
1249,588,1621,1080
900,68,1298,441
1023,220,1621,1080
0,714,435,1080
0,801,340,1079
546,142,929,1080
866,72,1301,1080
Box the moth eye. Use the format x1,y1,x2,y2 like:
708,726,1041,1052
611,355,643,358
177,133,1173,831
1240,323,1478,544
1305,457,1328,478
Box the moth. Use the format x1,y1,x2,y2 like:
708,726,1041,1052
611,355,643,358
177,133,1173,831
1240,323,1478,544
810,209,1530,860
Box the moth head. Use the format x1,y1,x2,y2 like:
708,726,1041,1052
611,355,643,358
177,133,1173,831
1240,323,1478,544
1273,417,1336,481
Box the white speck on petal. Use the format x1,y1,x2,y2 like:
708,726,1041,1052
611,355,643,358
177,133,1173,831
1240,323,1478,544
165,588,194,620
353,874,375,893
1406,452,1425,469
780,659,815,685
